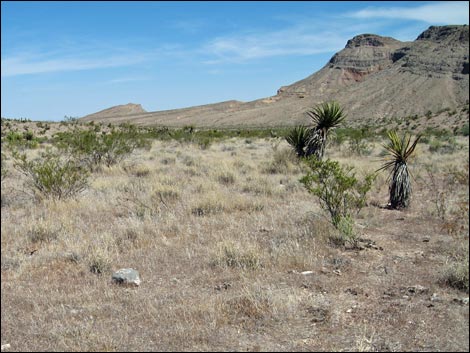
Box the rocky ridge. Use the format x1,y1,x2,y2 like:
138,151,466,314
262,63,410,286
80,25,469,128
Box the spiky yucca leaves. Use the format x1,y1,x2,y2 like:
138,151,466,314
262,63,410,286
305,101,346,159
285,126,310,157
377,131,421,209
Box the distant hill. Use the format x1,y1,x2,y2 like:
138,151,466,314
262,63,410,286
80,25,469,129
81,103,146,121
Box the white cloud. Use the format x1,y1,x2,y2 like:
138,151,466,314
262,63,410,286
202,25,348,64
105,76,152,84
347,2,469,24
1,52,147,77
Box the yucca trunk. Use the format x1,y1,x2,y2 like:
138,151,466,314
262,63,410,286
305,128,326,159
389,161,411,209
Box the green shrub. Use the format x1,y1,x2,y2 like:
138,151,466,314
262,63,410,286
459,123,469,136
4,130,43,150
54,125,151,170
13,150,89,200
300,157,375,228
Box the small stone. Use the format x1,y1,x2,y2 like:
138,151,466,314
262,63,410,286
301,270,314,275
346,308,353,313
112,268,141,287
407,285,429,295
430,293,442,302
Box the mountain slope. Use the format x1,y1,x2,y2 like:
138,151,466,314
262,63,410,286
80,25,469,128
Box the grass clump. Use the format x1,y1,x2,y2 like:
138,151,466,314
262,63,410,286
211,242,262,270
443,260,469,293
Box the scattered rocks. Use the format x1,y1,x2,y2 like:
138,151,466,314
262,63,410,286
453,297,469,305
404,285,429,295
111,268,141,287
215,282,232,291
345,288,359,296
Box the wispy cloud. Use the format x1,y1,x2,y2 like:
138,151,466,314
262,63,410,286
1,51,148,77
105,76,153,84
202,25,348,64
346,1,469,24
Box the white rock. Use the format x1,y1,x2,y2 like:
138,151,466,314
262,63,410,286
112,268,141,287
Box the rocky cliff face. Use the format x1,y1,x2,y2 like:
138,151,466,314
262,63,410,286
392,25,469,77
275,25,468,120
277,34,406,97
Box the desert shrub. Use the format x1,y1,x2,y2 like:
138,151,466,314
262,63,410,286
54,125,151,169
347,128,373,156
441,247,469,293
428,136,458,154
3,131,43,150
12,150,89,200
300,157,375,229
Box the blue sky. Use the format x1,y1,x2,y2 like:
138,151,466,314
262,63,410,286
1,1,469,121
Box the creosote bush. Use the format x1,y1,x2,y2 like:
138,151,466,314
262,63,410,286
54,124,151,170
300,157,375,245
13,149,89,200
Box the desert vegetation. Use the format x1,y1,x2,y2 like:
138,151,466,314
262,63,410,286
1,112,469,351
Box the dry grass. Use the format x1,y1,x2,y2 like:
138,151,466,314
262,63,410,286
1,123,469,351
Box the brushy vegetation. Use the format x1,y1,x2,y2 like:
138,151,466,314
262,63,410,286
300,157,375,247
1,114,469,351
12,149,90,200
54,124,151,170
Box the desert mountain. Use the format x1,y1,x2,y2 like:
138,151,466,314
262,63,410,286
80,25,469,128
81,103,146,121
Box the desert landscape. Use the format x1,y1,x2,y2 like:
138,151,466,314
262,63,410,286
1,24,469,352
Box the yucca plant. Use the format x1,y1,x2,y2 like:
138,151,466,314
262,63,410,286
305,101,346,159
285,125,310,157
377,131,421,209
